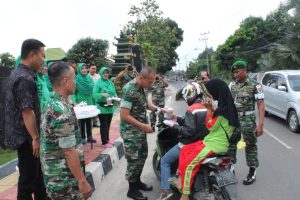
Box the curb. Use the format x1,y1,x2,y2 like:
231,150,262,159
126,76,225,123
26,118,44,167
85,137,124,194
0,159,18,180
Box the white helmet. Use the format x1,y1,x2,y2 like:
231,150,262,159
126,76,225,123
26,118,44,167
181,82,203,105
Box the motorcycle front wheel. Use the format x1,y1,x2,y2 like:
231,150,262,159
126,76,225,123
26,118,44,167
152,151,161,180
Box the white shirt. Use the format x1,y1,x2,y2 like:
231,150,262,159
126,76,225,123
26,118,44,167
89,73,100,83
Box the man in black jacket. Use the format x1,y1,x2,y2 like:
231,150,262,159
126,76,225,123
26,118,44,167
157,82,209,200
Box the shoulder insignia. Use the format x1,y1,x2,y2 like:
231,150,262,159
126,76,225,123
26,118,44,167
256,84,263,93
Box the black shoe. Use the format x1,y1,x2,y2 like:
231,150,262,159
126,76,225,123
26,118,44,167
127,182,148,200
137,178,153,191
243,167,256,185
87,137,97,143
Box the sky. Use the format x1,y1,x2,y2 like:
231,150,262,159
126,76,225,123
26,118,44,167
0,0,285,70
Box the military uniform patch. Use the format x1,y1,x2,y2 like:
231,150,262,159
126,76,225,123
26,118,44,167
256,84,263,93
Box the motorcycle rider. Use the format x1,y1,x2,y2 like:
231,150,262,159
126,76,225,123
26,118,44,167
174,79,239,200
157,82,209,200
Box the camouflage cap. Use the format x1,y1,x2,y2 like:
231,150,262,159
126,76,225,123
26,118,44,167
231,60,247,72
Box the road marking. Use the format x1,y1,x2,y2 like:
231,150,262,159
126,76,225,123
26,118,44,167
264,129,292,149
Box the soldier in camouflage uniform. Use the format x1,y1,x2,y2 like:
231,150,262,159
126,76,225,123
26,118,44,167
114,65,138,96
120,67,166,200
149,73,169,129
40,62,92,199
228,60,265,185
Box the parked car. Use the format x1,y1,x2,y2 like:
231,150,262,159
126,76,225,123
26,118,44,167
261,70,300,133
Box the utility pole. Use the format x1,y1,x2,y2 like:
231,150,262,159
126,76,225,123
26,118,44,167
200,32,211,77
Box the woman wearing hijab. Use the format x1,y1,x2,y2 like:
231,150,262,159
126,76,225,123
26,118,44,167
73,63,96,144
36,61,50,111
175,79,239,200
93,67,117,148
43,61,55,92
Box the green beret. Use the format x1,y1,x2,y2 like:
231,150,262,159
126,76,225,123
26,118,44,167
231,60,247,72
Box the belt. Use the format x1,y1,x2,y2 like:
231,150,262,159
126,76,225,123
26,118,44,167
238,110,255,116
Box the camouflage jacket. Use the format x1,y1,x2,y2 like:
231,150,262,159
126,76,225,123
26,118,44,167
40,92,84,192
149,80,165,103
114,70,137,95
120,79,147,132
229,77,264,113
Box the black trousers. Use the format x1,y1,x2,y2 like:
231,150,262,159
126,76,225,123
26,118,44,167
80,118,92,139
98,114,113,145
17,140,47,200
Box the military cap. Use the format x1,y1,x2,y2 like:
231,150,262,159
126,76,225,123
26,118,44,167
231,60,247,72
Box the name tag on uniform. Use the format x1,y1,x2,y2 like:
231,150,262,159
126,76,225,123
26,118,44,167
255,93,264,100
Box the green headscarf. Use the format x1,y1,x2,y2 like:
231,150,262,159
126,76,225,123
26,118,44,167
15,55,21,68
98,67,115,94
75,63,94,95
44,61,54,92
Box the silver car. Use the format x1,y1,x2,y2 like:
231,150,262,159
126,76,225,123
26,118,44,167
261,70,300,133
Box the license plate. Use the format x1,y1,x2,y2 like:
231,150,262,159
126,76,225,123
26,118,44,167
215,170,237,187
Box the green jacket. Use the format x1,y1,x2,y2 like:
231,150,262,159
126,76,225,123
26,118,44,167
204,115,234,153
36,73,50,111
93,67,117,114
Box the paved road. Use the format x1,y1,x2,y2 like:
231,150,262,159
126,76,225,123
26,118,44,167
92,81,300,200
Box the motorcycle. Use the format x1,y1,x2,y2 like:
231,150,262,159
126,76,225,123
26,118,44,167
152,124,239,200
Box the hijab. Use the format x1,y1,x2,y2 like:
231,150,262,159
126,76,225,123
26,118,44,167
43,61,54,92
205,79,239,128
98,67,115,93
15,55,21,68
75,63,94,95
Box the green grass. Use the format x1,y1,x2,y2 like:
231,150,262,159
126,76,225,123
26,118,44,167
0,148,17,165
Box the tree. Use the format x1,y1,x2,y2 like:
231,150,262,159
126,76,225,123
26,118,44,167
67,37,109,68
126,0,183,74
186,48,214,79
0,53,15,68
261,1,300,70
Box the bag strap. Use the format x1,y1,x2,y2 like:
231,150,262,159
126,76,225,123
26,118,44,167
220,124,230,142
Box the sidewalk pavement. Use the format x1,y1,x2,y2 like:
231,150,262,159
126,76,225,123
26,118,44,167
0,112,124,200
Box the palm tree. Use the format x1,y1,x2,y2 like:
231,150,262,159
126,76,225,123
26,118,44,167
268,0,300,69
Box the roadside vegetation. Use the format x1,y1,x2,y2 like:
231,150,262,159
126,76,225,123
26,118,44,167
186,0,300,79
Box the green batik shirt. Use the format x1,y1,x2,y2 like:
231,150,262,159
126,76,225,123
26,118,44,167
120,79,147,133
149,80,165,104
40,92,84,193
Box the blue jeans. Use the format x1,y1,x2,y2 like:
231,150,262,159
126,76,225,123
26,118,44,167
160,144,180,189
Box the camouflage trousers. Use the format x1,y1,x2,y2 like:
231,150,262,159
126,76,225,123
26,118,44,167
46,184,83,200
150,102,165,126
121,128,148,183
227,114,259,168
